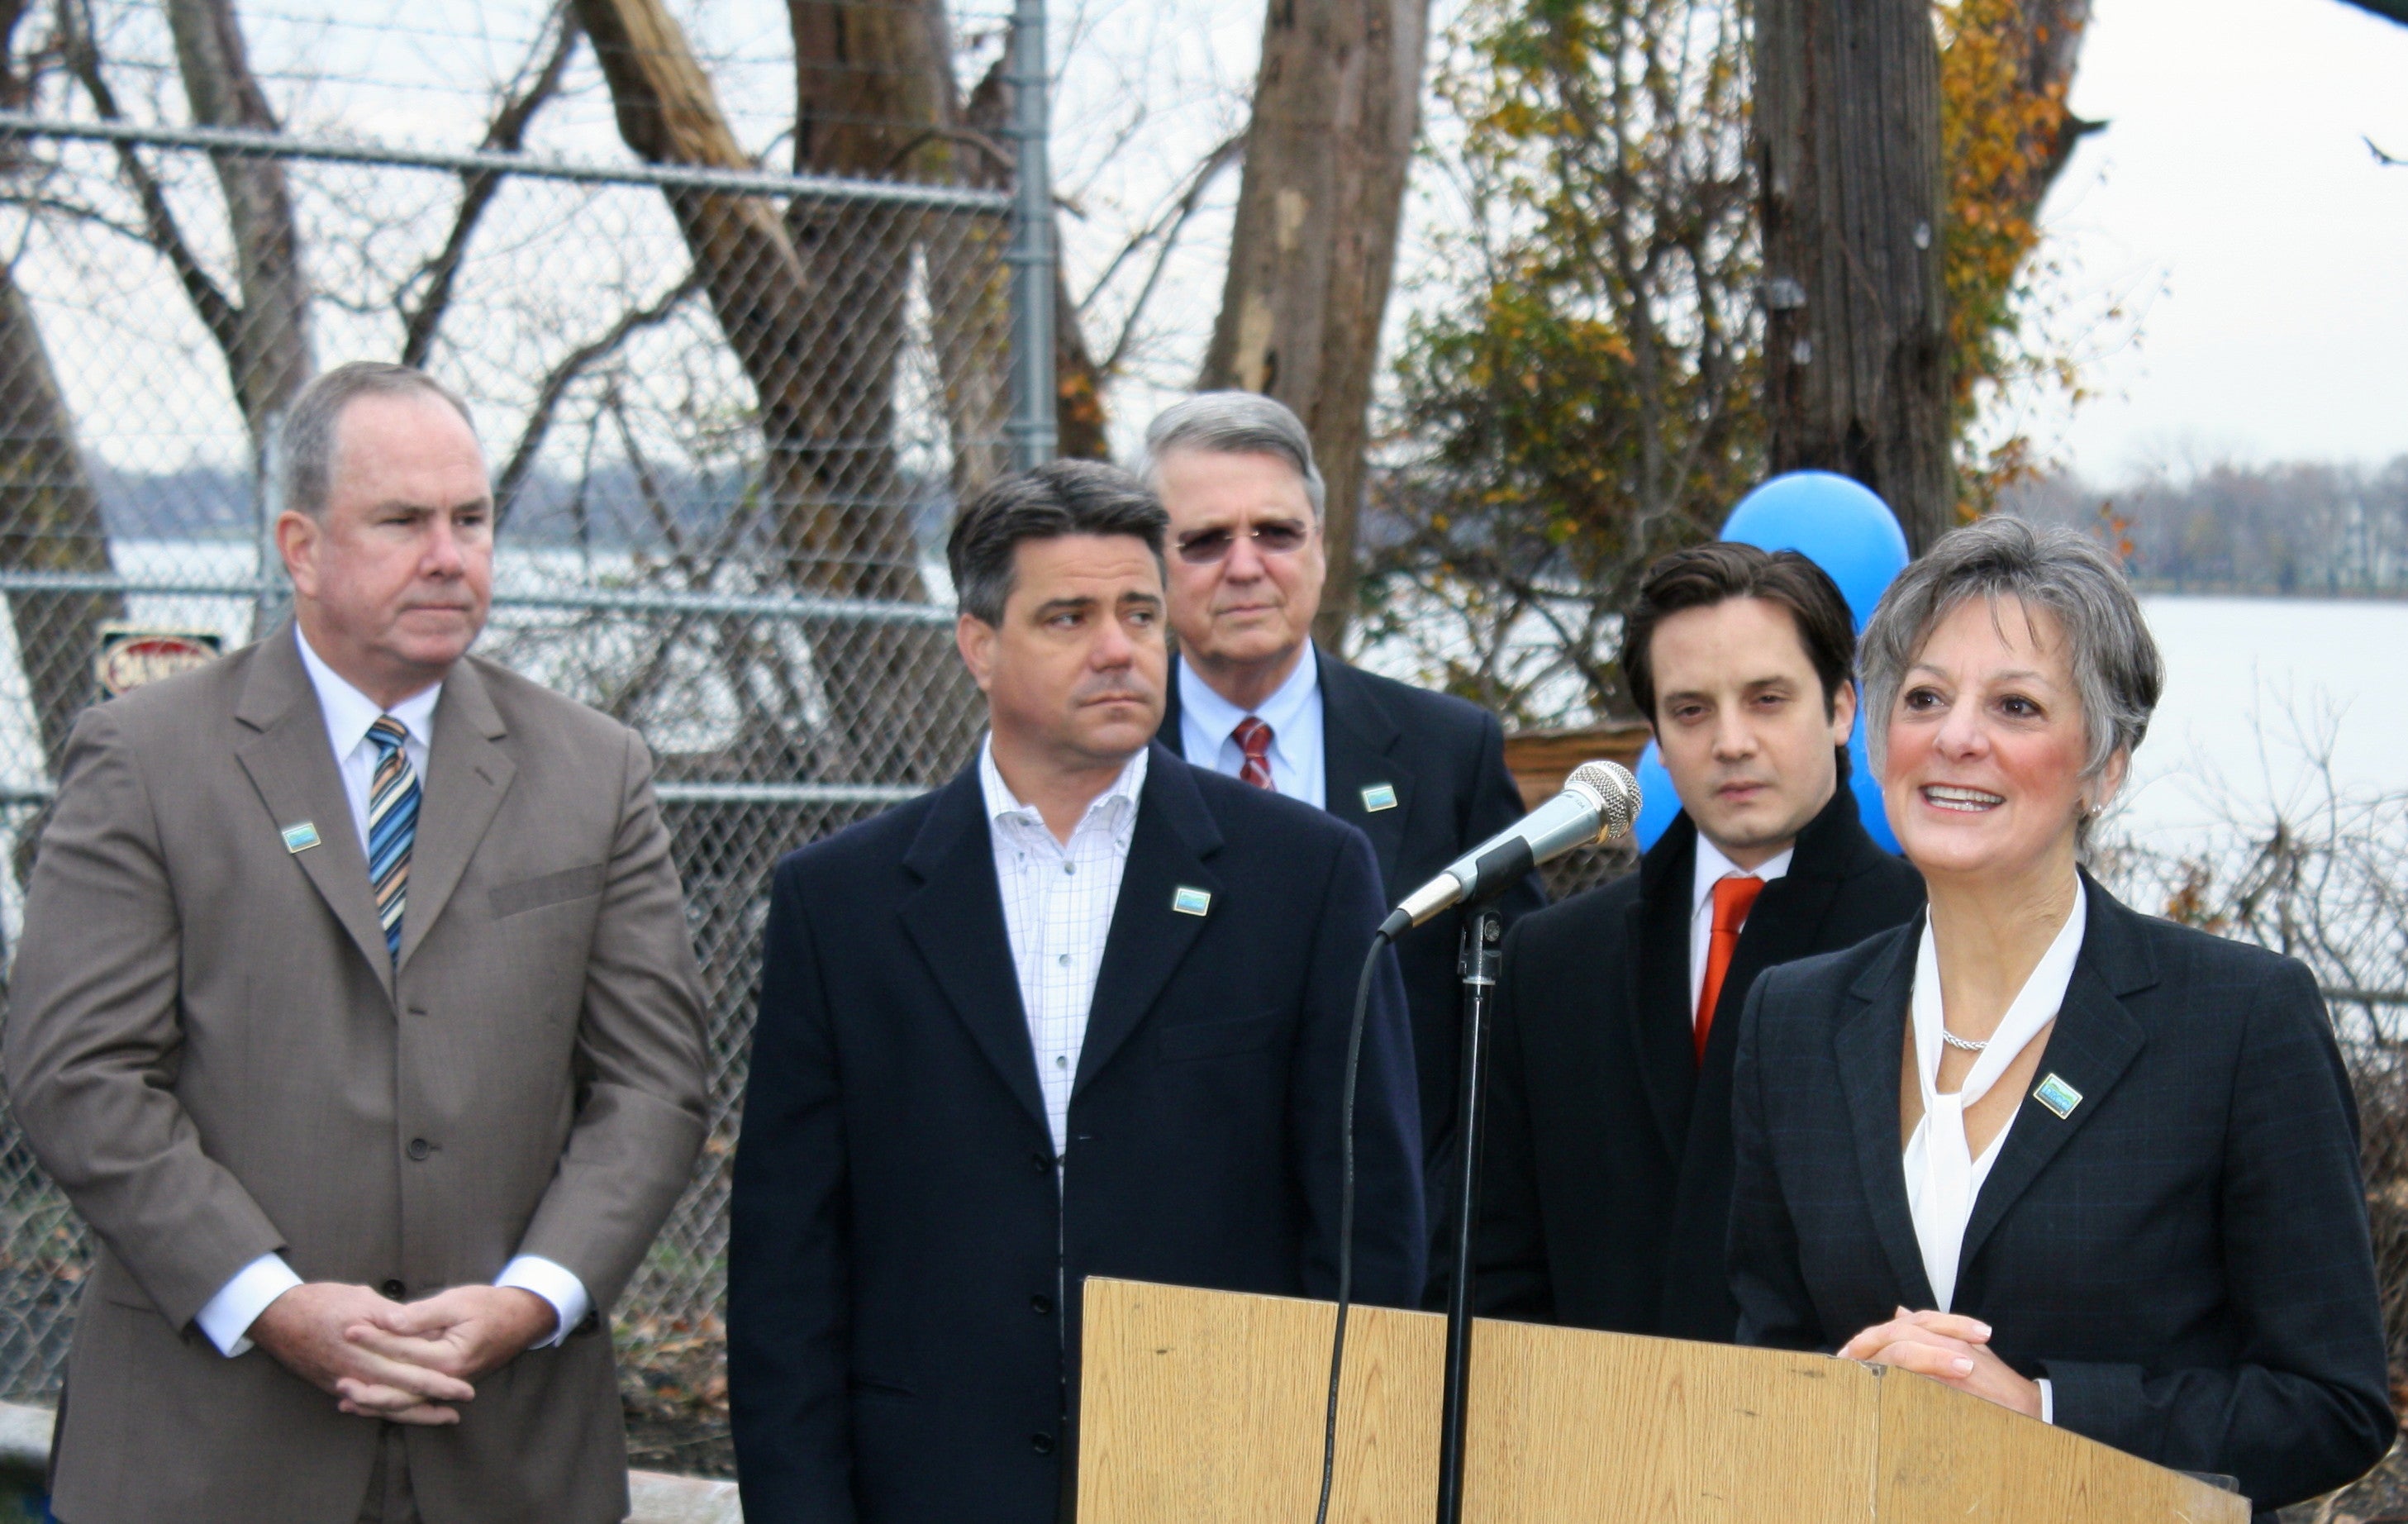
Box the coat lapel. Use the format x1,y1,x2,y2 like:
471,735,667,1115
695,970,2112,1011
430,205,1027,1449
1836,926,1939,1308
1155,660,1189,760
898,767,1051,1135
1956,878,2153,1277
1314,651,1413,887
395,662,516,973
1627,819,1700,1157
233,626,396,1002
1074,748,1222,1096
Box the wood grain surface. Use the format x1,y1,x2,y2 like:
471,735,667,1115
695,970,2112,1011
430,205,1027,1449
1075,1279,2249,1524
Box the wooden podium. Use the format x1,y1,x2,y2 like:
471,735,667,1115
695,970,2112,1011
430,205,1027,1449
1076,1279,2248,1523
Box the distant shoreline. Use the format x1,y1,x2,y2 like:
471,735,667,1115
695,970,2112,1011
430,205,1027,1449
2130,582,2408,603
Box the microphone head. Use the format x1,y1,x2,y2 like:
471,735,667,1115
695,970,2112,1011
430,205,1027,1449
1565,760,1641,843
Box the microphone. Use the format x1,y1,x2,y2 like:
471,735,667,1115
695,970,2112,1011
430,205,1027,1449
1376,760,1640,939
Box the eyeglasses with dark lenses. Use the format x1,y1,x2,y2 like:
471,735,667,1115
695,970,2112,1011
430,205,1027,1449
1174,521,1311,564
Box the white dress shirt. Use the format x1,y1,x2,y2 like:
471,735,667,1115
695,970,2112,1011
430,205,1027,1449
979,737,1149,1155
192,627,591,1359
1902,883,2087,1424
1687,836,1793,1017
1178,647,1325,808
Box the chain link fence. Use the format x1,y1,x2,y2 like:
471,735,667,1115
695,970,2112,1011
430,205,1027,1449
0,109,1021,1417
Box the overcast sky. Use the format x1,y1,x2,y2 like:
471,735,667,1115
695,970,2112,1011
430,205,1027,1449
2034,0,2408,481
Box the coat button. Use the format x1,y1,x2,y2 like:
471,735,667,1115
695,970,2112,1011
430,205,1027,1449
1030,1432,1055,1456
1030,1294,1052,1316
406,1138,432,1161
1029,1150,1053,1174
381,1279,406,1300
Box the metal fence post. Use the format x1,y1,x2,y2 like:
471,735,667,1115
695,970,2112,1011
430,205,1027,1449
1005,0,1057,470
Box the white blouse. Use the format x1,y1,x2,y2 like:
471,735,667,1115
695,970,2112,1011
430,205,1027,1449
1902,887,2087,1312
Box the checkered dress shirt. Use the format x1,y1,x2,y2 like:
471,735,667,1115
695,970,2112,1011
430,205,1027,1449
978,738,1149,1154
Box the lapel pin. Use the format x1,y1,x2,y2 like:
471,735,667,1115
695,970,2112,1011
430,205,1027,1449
280,821,321,855
2032,1073,2083,1120
1359,783,1399,813
1172,886,1212,917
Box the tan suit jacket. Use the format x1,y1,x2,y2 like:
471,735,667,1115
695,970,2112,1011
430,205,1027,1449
3,626,709,1523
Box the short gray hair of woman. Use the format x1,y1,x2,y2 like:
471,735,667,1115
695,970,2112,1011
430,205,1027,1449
1140,391,1326,520
1859,515,2164,788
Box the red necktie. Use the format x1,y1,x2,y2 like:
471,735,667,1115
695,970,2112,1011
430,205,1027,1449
1695,875,1765,1062
1233,717,1275,790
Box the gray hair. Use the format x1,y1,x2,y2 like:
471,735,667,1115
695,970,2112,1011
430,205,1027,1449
279,361,478,519
1859,515,2163,788
1140,391,1326,519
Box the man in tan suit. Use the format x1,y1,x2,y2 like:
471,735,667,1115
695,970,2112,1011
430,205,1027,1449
4,361,710,1522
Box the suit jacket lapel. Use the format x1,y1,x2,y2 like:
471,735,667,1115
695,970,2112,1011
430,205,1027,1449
396,662,516,972
1314,651,1413,887
1957,879,2152,1277
1628,820,1699,1157
1837,926,1939,1308
899,767,1051,1134
1075,749,1222,1097
1157,658,1189,760
233,626,396,1002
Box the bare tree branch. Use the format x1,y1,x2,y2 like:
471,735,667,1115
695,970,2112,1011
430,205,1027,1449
494,267,704,531
55,0,240,355
399,2,583,368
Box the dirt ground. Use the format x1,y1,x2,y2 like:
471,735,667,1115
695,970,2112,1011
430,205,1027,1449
621,1332,734,1480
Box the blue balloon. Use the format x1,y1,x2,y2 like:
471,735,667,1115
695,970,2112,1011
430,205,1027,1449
1720,470,1909,633
1627,470,1908,854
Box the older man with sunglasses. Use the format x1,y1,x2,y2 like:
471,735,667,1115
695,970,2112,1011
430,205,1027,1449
1145,394,1543,1292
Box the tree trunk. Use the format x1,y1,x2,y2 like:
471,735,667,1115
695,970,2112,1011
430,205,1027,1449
573,0,977,784
1756,0,1954,550
1202,0,1431,649
164,0,313,444
0,2,121,776
0,256,121,779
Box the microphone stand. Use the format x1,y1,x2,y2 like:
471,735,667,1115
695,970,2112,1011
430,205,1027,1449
1433,900,1505,1524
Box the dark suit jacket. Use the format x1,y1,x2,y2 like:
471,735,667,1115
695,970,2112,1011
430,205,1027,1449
1475,783,1923,1340
1159,647,1542,1155
727,743,1425,1524
1729,874,2394,1514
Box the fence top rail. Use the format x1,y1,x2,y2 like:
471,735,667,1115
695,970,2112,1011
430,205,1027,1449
0,112,1015,216
0,569,958,627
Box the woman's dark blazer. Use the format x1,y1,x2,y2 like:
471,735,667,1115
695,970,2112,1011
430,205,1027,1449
1727,873,2393,1515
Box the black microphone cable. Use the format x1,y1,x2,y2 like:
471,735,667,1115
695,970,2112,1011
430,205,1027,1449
1312,927,1390,1524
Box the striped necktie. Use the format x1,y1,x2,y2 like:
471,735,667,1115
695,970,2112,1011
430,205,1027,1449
366,716,420,963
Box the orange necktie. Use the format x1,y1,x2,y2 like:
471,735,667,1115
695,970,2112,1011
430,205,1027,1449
1695,875,1766,1062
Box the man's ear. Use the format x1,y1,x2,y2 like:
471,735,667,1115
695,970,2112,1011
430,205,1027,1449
1828,678,1859,743
956,612,997,695
276,511,320,600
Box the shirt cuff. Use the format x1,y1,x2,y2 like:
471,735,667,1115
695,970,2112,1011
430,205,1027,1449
496,1255,590,1349
2037,1377,2054,1425
195,1253,303,1357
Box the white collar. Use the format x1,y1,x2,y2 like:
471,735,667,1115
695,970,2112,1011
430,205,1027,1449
1691,831,1795,919
1177,645,1320,750
294,623,442,755
978,734,1149,836
1912,881,2089,1109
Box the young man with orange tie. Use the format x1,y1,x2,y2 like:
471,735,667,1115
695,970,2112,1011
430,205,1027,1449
1473,541,1924,1341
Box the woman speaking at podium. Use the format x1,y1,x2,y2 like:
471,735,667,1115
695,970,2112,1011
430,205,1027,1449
1725,517,2393,1517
